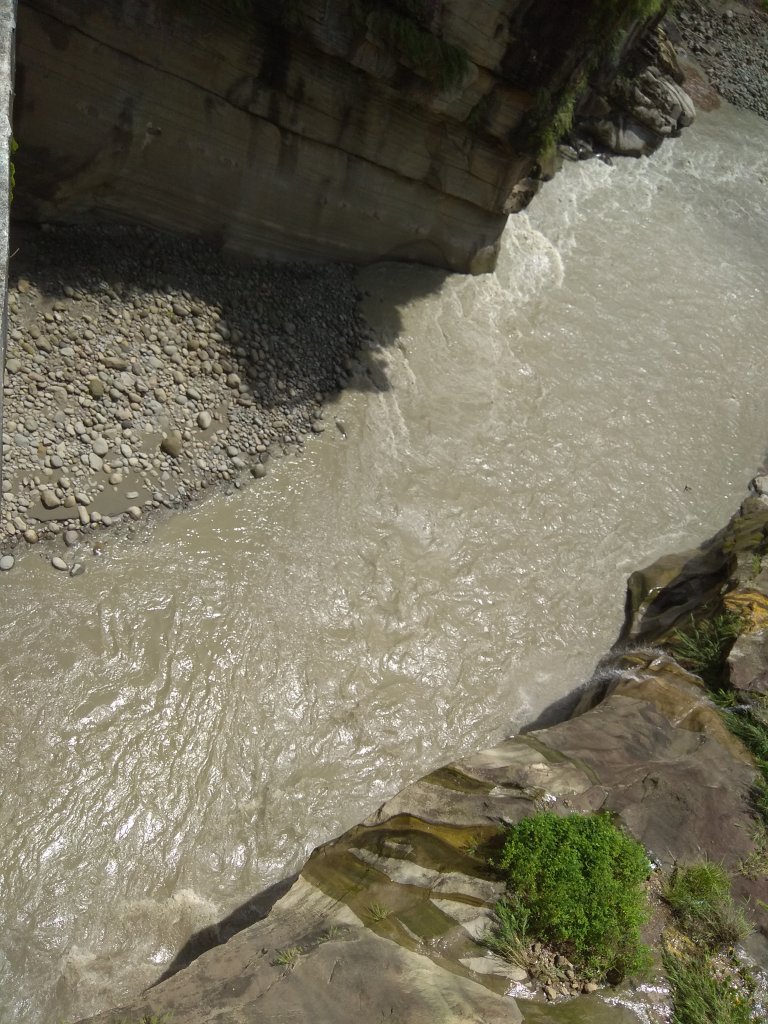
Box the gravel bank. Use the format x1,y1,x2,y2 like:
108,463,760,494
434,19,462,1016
674,0,768,119
1,223,370,571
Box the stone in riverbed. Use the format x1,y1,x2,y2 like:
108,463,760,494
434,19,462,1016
127,505,142,520
251,463,267,479
51,556,68,571
64,530,80,547
197,410,212,430
88,378,105,398
160,431,183,457
23,529,38,544
92,437,109,456
41,490,60,509
88,453,104,472
0,555,14,571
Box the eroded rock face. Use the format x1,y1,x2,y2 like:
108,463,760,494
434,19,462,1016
14,0,682,272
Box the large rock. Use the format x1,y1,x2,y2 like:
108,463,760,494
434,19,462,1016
14,0,677,272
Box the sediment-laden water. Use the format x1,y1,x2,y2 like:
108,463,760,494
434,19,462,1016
2,103,768,1022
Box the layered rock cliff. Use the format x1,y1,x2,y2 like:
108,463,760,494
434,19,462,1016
13,0,687,272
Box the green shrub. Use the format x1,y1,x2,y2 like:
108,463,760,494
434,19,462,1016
495,811,650,981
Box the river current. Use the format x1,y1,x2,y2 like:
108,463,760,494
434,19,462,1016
2,103,768,1022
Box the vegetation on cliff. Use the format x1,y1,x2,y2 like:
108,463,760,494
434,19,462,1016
662,863,756,1024
488,811,651,982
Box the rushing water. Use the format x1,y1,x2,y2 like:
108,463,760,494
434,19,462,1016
2,103,768,1022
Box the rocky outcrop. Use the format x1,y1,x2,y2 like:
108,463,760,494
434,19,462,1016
12,0,684,273
574,27,696,158
78,497,768,1022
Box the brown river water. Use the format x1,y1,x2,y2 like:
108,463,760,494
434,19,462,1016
2,103,768,1022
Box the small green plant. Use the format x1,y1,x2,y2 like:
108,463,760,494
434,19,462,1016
662,950,755,1024
273,946,302,967
668,612,744,688
493,811,650,981
663,863,750,949
367,901,390,921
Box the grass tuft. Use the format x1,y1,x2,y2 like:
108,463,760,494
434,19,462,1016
367,900,390,921
668,612,744,689
663,863,751,949
662,950,754,1024
273,946,302,967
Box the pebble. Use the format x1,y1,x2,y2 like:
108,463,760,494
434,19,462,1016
92,437,109,456
51,556,68,571
64,530,80,547
197,410,212,430
41,490,60,509
0,555,14,571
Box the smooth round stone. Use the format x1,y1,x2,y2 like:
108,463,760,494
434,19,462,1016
64,530,80,547
127,505,142,520
23,529,38,544
197,411,212,430
251,463,267,479
41,490,60,509
51,556,68,571
92,437,109,456
50,455,63,469
70,562,85,578
160,432,183,457
0,555,14,571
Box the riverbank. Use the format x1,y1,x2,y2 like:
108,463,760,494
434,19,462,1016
673,0,768,120
0,223,371,573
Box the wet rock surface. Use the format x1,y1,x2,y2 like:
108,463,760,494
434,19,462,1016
1,223,371,564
